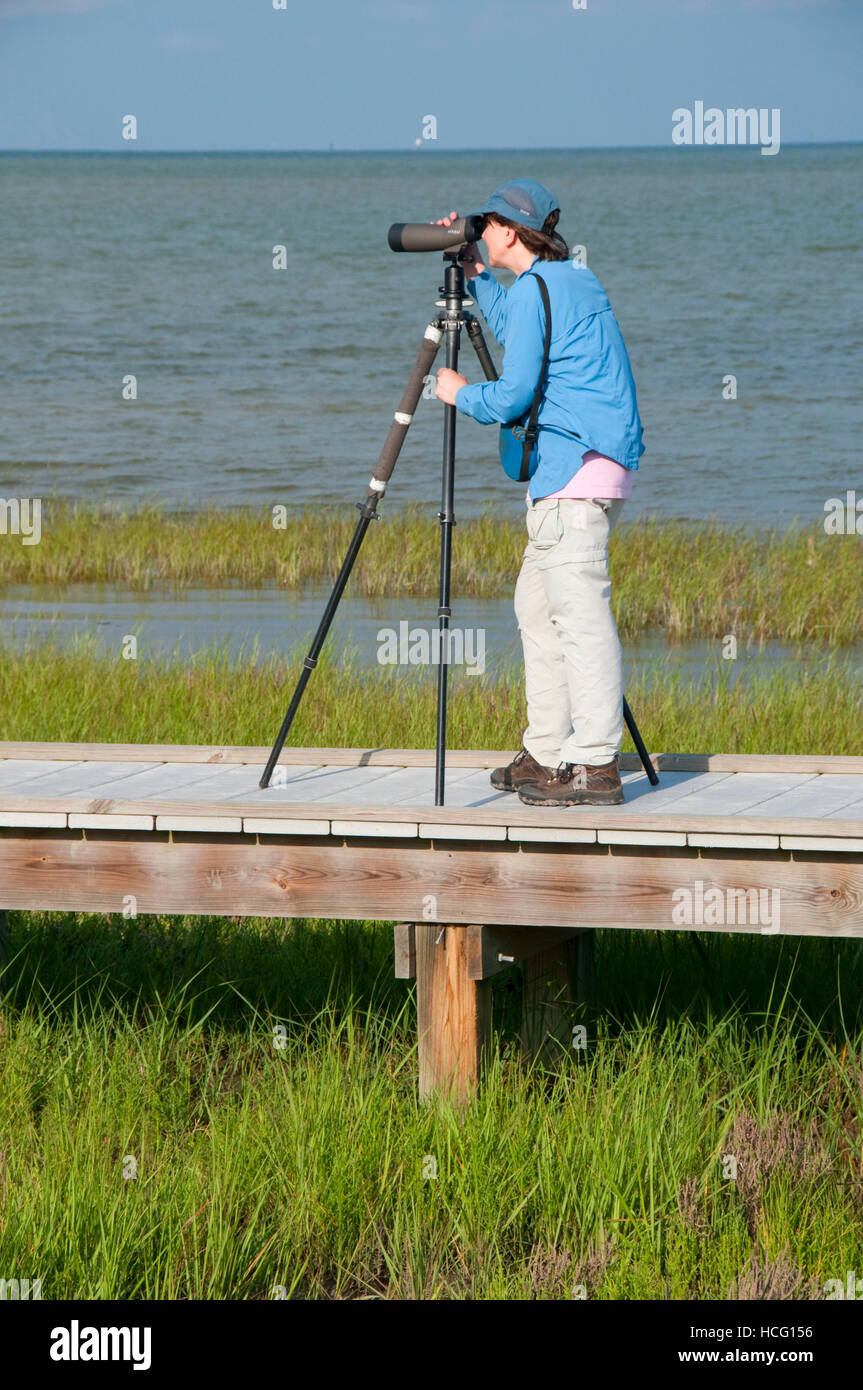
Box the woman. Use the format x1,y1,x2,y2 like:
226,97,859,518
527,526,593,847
434,179,644,806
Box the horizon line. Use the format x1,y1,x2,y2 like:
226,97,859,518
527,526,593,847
1,139,861,156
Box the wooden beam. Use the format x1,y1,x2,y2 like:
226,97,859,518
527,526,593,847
465,924,582,980
415,925,491,1105
400,923,585,982
1,833,862,935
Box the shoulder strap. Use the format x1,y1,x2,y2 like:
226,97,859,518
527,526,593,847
520,272,552,473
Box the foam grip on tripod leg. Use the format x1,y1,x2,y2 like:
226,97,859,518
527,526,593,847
366,324,442,498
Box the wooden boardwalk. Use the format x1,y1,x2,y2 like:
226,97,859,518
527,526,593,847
2,741,863,1099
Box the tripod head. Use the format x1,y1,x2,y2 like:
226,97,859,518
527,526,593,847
439,251,473,310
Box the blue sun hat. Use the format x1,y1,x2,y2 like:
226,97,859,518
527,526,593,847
470,179,559,231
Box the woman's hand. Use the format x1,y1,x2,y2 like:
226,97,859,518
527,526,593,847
435,367,468,406
430,209,486,279
458,240,486,278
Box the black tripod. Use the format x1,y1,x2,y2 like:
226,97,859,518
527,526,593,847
260,250,659,797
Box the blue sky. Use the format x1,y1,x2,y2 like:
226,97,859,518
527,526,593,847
0,0,860,150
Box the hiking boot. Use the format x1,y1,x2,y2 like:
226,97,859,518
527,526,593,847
517,756,624,807
490,745,556,793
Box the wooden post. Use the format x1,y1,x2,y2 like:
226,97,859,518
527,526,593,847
573,928,596,1008
398,922,593,1094
415,924,491,1105
521,934,577,1064
521,928,596,1066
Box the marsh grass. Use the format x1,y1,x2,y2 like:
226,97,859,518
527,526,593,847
4,499,863,643
1,913,862,1299
1,633,862,754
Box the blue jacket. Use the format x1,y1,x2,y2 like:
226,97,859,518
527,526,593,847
454,254,644,501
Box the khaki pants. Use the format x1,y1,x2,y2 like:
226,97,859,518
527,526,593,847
514,496,625,768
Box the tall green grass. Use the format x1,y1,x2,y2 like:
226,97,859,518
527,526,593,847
1,634,862,753
1,913,861,1299
3,499,862,642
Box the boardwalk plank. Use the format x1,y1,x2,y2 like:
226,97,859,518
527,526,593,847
221,764,403,804
599,829,688,846
385,767,487,806
0,810,68,827
155,815,243,833
659,772,819,818
590,770,735,810
688,833,781,849
279,766,448,807
55,762,249,803
0,761,165,796
330,820,419,838
781,836,863,852
243,817,331,835
0,760,85,789
418,822,508,841
826,796,863,820
745,775,863,820
78,761,325,802
508,826,597,843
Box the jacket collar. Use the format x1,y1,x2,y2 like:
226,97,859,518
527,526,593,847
516,254,542,280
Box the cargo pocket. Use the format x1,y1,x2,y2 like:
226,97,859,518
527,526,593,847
555,498,613,563
526,500,564,557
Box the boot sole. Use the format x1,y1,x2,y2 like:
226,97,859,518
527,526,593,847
517,788,625,806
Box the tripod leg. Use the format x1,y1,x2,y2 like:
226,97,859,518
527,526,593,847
434,262,478,805
259,322,443,789
623,697,659,784
435,337,457,805
467,316,659,788
465,316,498,382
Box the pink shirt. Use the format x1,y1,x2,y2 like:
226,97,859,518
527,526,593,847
528,449,634,503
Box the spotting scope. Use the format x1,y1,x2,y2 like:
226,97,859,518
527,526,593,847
387,214,487,253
